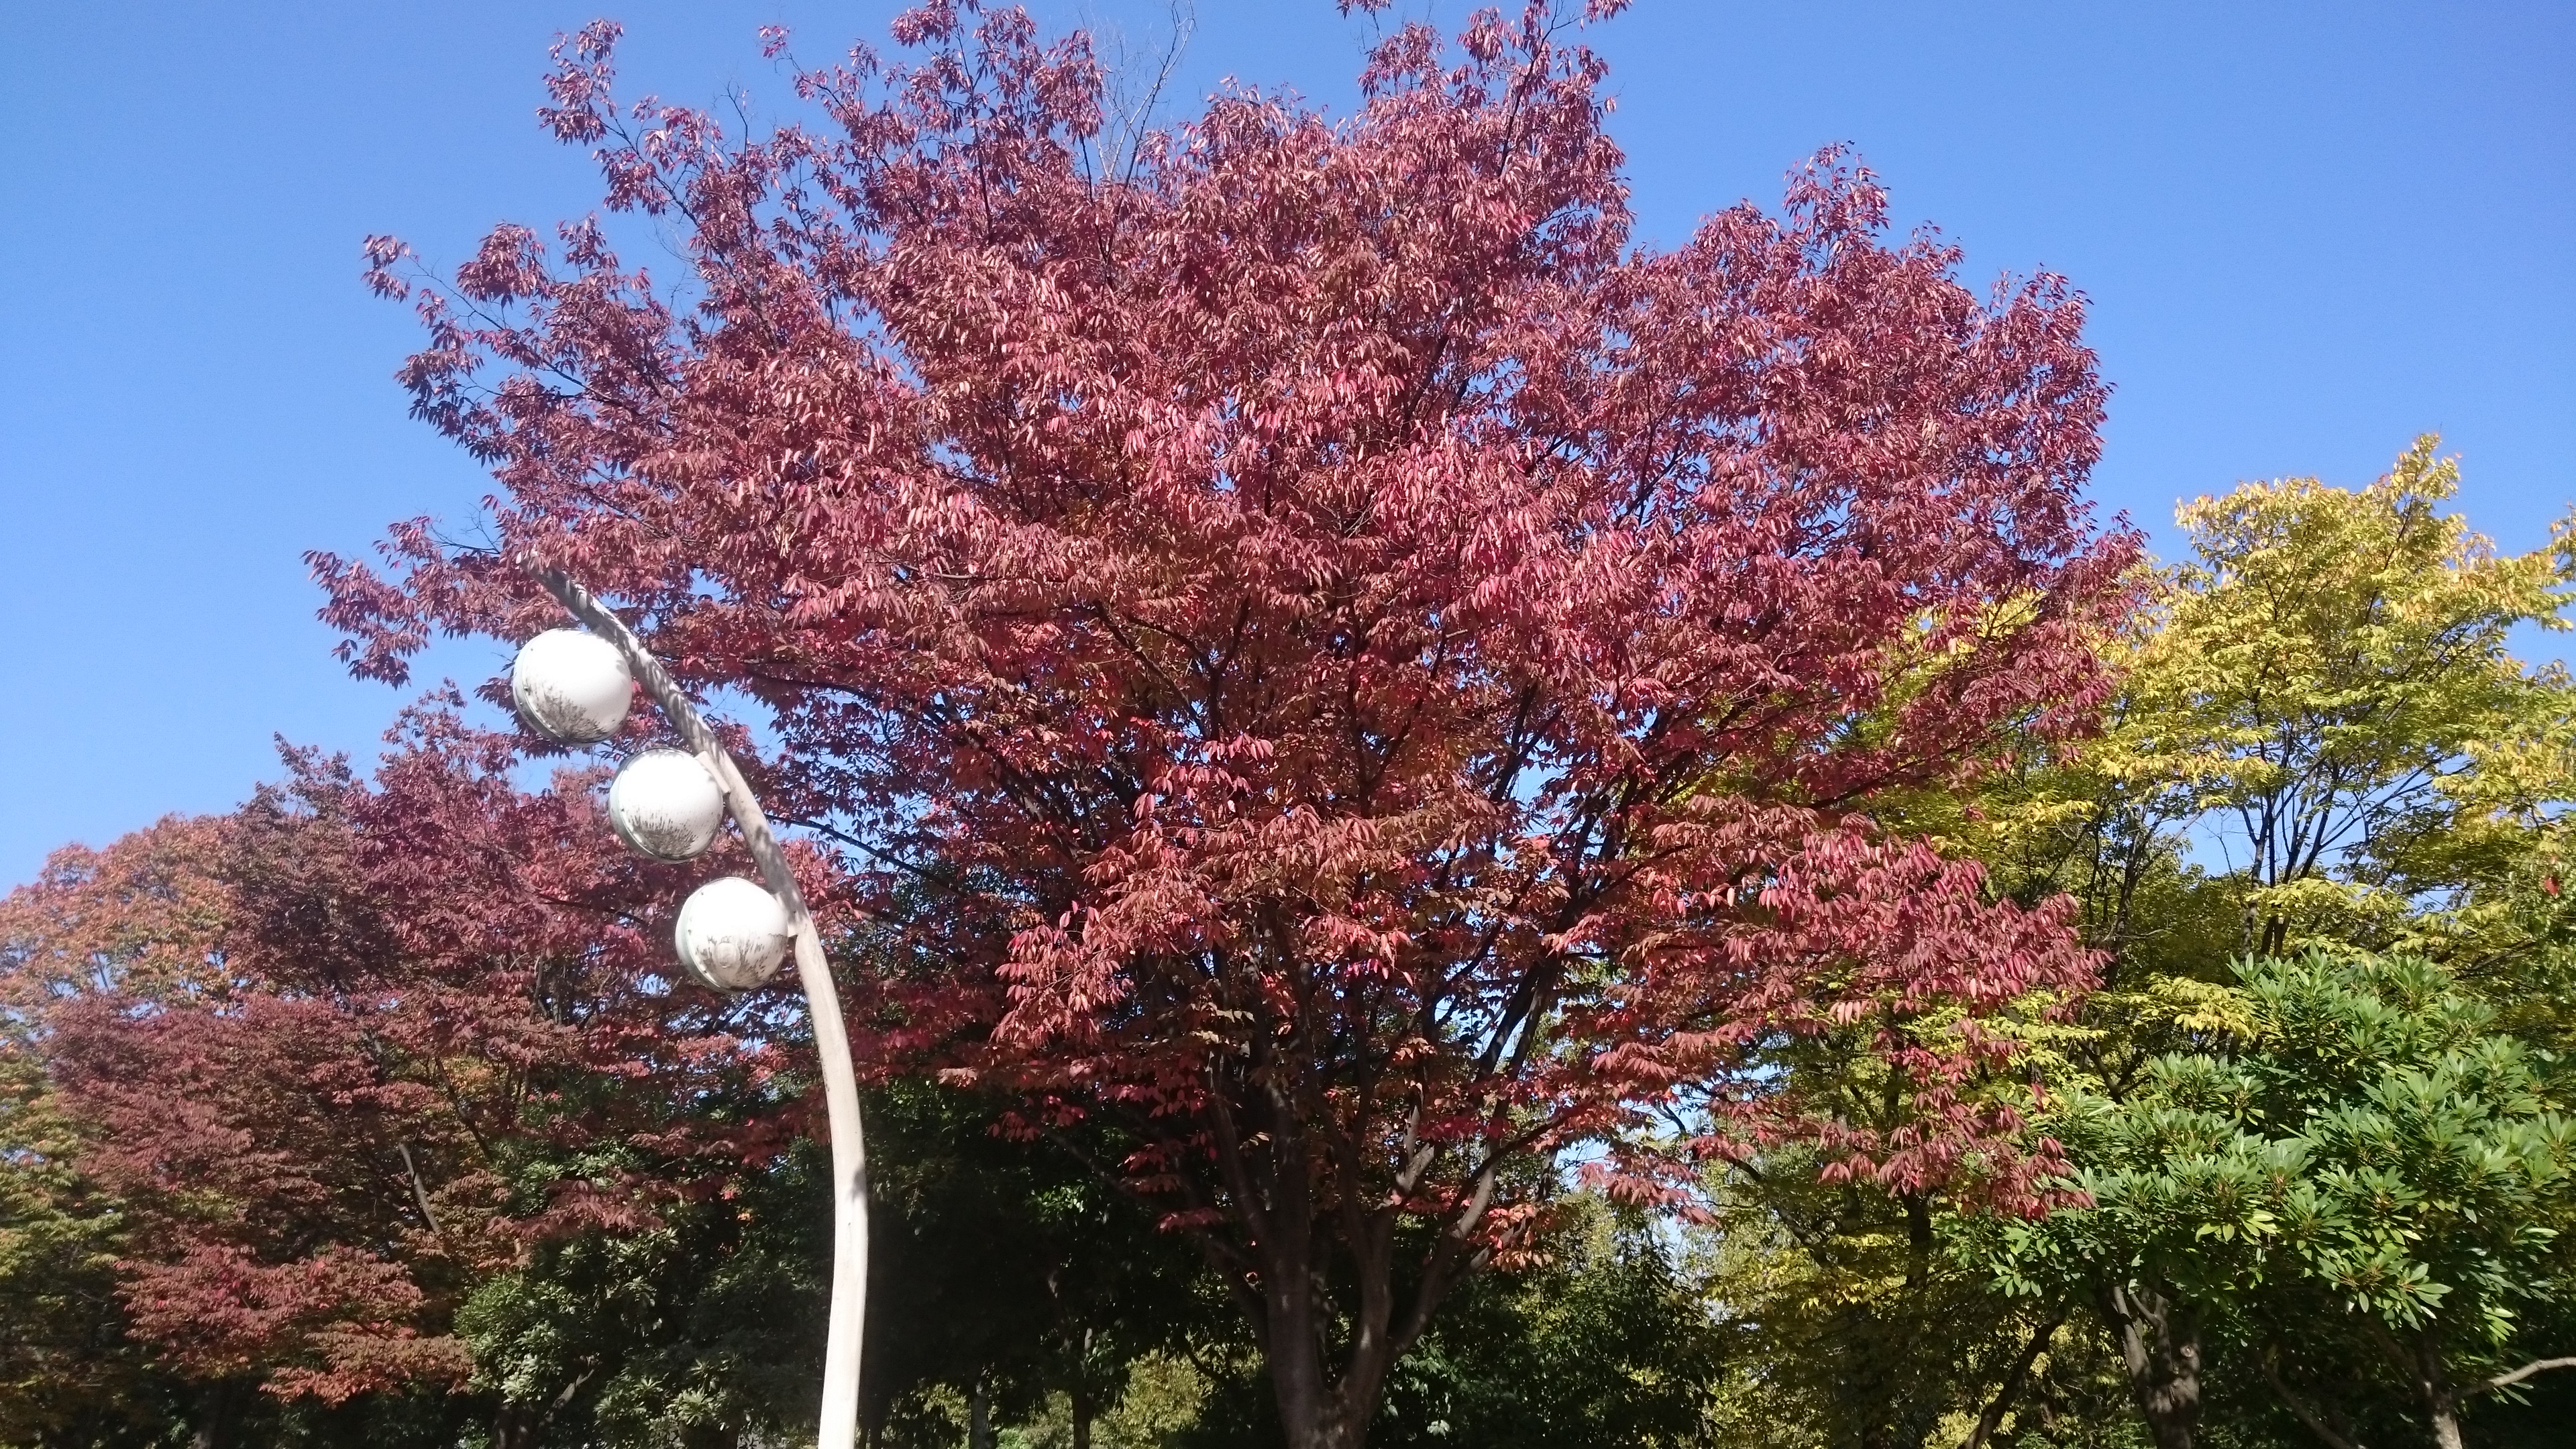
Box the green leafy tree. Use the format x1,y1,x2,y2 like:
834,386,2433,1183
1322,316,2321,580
2236,952,2575,1449
1911,439,2576,1446
455,1139,827,1448
859,1081,1223,1449
1985,951,2576,1449
1370,1199,1727,1449
1957,436,2576,966
1688,1124,2125,1449
1161,1196,1729,1449
0,1034,179,1448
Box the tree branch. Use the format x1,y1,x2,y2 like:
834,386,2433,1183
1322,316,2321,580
2485,1356,2576,1393
2261,1347,2361,1449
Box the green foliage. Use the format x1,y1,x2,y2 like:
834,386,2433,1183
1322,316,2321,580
856,1079,1222,1447
2009,439,2570,967
1721,444,2576,1449
453,1140,826,1448
1972,949,2575,1445
1371,1202,1725,1449
0,1042,167,1448
1152,1198,1729,1449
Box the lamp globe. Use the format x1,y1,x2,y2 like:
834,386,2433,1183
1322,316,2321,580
675,876,790,991
510,629,633,744
609,750,727,861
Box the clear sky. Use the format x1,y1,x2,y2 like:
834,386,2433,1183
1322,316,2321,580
2,1,2569,886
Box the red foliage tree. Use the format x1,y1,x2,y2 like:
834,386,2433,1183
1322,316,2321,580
317,5,2134,1444
3,720,802,1419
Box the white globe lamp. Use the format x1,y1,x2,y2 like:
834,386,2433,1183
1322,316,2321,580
675,875,790,991
608,750,727,861
511,629,633,744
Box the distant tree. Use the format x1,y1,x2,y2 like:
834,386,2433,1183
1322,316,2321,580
1880,443,2576,1449
1,718,820,1446
2,816,258,1444
857,1080,1220,1449
319,3,2133,1444
0,1011,171,1446
1368,1196,1728,1449
454,1137,827,1448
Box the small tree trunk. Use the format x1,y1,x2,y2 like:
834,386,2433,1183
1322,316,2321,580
2429,1397,2465,1449
1967,1311,2067,1449
190,1381,239,1449
1250,1129,1350,1449
2420,1336,2465,1449
1263,1271,1338,1449
969,1375,994,1449
1071,1385,1093,1449
2098,1281,2202,1449
1228,1078,1441,1449
1258,1234,1398,1449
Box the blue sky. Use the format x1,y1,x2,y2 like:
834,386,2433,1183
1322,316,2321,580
2,1,2569,886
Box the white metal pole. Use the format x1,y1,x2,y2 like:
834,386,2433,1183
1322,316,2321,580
527,566,869,1449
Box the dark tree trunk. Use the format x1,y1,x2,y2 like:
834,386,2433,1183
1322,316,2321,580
969,1375,995,1449
1247,1161,1430,1449
2418,1332,2466,1449
2357,1322,2468,1449
1967,1311,2068,1449
2098,1281,2202,1449
2411,1330,2467,1449
1197,957,1511,1449
1071,1385,1094,1449
1212,1064,1469,1449
189,1381,242,1449
1260,1221,1381,1449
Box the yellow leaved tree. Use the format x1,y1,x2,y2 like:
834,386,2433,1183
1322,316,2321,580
1700,438,2576,1449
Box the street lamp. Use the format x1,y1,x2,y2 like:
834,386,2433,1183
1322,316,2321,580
508,567,869,1449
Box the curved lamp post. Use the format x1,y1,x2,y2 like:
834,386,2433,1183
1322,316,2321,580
509,566,869,1449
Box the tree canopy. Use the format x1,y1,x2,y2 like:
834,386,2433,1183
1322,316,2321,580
306,5,2132,1446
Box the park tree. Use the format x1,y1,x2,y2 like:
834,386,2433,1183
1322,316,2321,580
1983,950,2576,1449
854,1079,1220,1449
1,817,264,1444
2115,437,2573,961
0,987,176,1448
1863,447,2576,1448
317,4,2135,1444
0,718,822,1446
1946,437,2576,980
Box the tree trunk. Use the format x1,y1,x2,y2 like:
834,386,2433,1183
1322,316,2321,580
1262,1260,1360,1449
2098,1281,2202,1449
1253,1205,1409,1449
1847,1194,1945,1449
1071,1385,1093,1449
969,1375,995,1449
1967,1311,2067,1449
2417,1333,2464,1449
189,1381,239,1449
1240,1089,1386,1449
2429,1395,2465,1449
1214,1057,1466,1449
